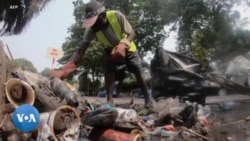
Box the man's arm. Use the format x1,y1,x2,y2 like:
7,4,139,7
115,11,136,46
51,28,94,78
69,28,95,65
70,41,90,65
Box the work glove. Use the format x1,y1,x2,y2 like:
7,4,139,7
110,42,128,63
51,61,77,79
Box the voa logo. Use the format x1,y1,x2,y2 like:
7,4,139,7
12,104,40,132
16,113,37,122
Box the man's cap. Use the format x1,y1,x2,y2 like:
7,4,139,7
82,1,105,28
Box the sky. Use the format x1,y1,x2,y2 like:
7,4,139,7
0,1,249,72
0,0,177,72
1,0,78,72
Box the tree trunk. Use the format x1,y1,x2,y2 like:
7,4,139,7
91,69,95,83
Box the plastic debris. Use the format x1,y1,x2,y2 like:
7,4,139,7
115,108,138,122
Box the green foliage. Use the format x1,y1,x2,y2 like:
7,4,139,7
40,68,51,77
122,74,138,90
81,41,104,79
160,0,250,71
191,31,211,71
15,58,37,73
59,0,250,77
58,0,86,65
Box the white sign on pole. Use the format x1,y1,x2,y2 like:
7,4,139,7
46,47,63,59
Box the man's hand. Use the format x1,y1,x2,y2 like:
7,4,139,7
110,43,128,62
51,62,77,79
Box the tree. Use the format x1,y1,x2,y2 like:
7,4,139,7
0,0,53,36
60,0,250,77
158,0,250,71
58,0,85,65
82,41,104,83
40,68,51,77
78,71,90,94
15,58,37,73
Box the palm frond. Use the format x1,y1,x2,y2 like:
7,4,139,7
0,0,53,36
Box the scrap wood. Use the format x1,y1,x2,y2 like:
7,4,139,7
5,44,17,69
219,116,250,127
181,126,210,140
0,114,9,128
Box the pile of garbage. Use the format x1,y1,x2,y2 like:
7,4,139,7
79,97,211,141
1,68,212,141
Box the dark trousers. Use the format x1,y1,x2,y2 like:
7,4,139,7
104,49,150,106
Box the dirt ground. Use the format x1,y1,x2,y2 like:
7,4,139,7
206,100,250,141
141,100,250,141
